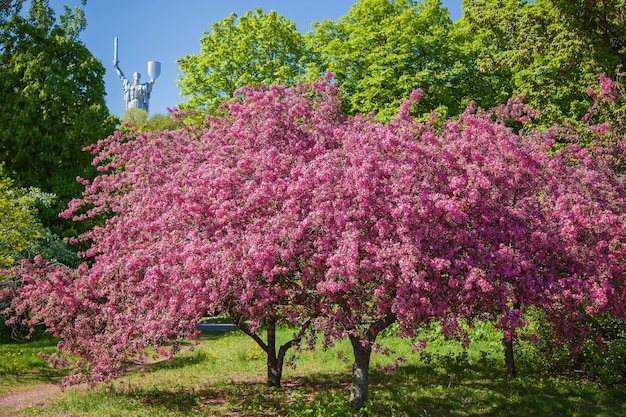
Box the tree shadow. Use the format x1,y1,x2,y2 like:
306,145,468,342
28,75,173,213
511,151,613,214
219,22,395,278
86,343,626,417
362,363,626,417
100,361,626,417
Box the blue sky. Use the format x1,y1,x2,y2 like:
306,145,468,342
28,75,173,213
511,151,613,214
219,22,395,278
40,0,462,117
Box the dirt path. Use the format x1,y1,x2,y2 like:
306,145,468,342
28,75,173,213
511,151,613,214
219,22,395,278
0,383,61,416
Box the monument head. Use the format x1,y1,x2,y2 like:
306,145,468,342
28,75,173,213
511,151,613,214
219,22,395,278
133,72,141,83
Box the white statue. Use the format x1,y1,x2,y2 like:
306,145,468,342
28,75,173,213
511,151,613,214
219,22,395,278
113,37,160,113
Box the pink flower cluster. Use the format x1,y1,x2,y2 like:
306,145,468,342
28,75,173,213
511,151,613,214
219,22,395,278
5,74,626,386
583,74,619,127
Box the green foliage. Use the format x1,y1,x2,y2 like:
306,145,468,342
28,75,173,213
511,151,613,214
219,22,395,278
0,166,77,339
121,108,180,132
121,108,148,128
25,227,79,267
0,169,74,270
143,113,179,131
463,0,626,127
177,0,626,128
526,313,626,385
0,0,116,235
177,8,308,116
0,0,25,21
0,172,43,269
306,0,502,121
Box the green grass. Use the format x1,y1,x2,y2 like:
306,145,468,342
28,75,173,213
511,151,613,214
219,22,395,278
0,332,67,394
1,325,625,416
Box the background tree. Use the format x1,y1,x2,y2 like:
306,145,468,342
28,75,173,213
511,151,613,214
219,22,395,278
176,1,508,123
177,8,308,116
143,112,179,131
120,108,179,131
463,0,626,128
306,0,503,121
0,0,24,21
0,170,44,270
549,0,626,69
0,0,116,236
120,108,148,129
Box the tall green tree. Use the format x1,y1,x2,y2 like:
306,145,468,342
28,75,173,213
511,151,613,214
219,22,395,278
121,108,149,129
307,0,501,121
0,0,116,235
177,8,308,115
463,0,626,127
0,0,25,21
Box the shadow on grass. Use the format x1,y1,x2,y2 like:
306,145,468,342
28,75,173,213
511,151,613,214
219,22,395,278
31,338,626,417
95,375,349,417
364,363,626,417
82,362,626,417
0,333,68,386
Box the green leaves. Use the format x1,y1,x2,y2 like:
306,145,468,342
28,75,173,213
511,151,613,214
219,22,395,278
0,163,79,269
177,8,308,115
176,0,626,132
0,170,49,269
176,0,513,123
463,0,626,127
0,0,115,235
120,108,180,132
307,0,494,121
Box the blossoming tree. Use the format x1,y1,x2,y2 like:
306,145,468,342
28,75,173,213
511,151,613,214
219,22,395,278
275,83,625,408
9,75,344,386
6,75,625,411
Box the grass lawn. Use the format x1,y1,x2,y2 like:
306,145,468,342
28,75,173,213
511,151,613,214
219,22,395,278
0,333,67,392
1,325,625,416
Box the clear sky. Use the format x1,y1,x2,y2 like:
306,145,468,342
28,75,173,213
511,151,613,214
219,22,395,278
39,0,463,117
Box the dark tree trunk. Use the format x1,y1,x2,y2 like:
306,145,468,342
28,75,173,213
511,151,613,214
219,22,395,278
347,314,396,411
503,303,520,377
266,316,282,387
349,335,371,411
232,309,313,389
503,336,517,377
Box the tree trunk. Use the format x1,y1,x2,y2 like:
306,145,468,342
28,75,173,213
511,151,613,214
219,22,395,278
503,336,517,377
349,335,372,411
266,316,282,387
503,303,520,377
347,314,396,411
232,309,314,389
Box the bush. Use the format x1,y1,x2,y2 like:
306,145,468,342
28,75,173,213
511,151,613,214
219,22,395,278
523,312,626,384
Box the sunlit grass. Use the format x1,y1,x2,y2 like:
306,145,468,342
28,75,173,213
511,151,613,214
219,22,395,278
2,325,625,416
0,333,67,393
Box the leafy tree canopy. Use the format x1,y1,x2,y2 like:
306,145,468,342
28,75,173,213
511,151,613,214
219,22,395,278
0,166,76,271
0,170,44,270
306,0,504,120
177,8,308,115
0,0,24,21
0,0,116,235
463,0,626,127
